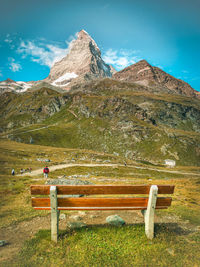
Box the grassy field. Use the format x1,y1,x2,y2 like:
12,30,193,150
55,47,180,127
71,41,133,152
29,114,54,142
0,139,200,266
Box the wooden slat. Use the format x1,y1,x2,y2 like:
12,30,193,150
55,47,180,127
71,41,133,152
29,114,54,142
32,197,172,209
33,207,169,211
30,185,175,195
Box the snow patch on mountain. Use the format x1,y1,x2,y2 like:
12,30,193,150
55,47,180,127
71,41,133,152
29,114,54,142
0,80,33,93
16,81,33,90
51,72,78,86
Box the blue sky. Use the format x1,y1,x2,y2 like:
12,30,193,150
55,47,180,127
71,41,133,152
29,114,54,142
0,0,200,91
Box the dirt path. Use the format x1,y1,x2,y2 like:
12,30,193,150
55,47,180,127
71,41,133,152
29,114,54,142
0,123,58,138
20,163,200,177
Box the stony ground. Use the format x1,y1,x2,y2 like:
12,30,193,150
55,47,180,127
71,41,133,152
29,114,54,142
1,209,195,263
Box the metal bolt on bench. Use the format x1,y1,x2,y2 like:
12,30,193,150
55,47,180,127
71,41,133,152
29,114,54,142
30,184,175,242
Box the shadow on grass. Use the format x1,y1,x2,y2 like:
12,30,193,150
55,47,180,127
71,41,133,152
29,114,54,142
154,222,191,237
59,222,191,240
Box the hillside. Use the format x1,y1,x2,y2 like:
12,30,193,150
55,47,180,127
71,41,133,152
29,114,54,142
1,79,200,166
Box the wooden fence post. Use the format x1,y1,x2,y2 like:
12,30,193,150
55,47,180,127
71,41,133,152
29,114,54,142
50,186,59,242
142,185,158,239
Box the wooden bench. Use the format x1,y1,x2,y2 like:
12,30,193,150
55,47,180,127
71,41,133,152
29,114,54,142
30,184,174,242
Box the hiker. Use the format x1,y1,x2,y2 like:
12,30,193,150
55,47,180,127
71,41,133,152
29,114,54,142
124,161,127,167
11,169,15,176
20,169,24,175
43,166,49,178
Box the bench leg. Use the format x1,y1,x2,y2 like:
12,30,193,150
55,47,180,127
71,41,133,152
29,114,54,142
141,185,158,239
50,186,59,242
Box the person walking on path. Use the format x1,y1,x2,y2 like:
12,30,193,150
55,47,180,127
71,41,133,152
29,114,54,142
11,169,15,176
43,166,49,178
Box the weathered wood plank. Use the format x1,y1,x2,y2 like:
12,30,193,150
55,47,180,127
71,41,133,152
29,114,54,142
30,185,175,195
32,197,172,208
33,206,169,210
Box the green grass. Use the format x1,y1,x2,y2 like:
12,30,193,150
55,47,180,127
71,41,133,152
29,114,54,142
5,225,200,267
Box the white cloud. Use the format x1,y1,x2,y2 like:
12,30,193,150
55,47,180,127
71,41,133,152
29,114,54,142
4,34,16,49
0,70,3,77
17,33,78,68
5,38,12,44
103,49,141,70
4,34,12,44
8,58,22,72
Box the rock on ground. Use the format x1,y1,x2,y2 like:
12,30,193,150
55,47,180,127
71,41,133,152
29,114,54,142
106,215,125,226
67,221,87,230
0,240,7,247
69,215,83,221
59,213,66,220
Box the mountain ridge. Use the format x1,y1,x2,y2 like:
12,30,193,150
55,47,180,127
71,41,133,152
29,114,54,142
113,59,199,98
0,29,199,99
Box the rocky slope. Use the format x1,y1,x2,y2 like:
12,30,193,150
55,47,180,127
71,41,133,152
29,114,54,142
0,88,69,132
45,30,112,88
1,80,200,166
113,60,199,98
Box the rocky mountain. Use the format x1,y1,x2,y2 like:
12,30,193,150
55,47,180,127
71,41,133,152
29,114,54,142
0,30,114,94
0,78,34,94
1,30,200,166
0,30,199,99
45,30,112,88
113,60,199,98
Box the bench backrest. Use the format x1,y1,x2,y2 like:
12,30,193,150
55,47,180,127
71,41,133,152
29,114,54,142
31,185,174,211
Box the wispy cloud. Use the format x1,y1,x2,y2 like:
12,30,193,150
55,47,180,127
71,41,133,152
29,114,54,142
103,49,141,70
17,33,77,68
8,58,22,72
4,34,15,49
181,70,189,74
0,70,3,77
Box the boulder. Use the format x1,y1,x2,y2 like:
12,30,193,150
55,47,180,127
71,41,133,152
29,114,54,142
106,215,125,226
0,240,8,247
67,221,87,230
59,213,66,220
69,215,82,221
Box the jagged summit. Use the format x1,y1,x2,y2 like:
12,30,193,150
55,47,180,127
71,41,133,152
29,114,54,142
78,29,93,40
45,29,112,88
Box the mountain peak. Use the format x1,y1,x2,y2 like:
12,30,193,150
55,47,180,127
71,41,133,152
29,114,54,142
78,29,90,39
136,59,151,66
113,60,198,98
45,30,111,88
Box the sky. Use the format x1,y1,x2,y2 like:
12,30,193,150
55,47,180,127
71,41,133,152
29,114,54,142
0,0,200,91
